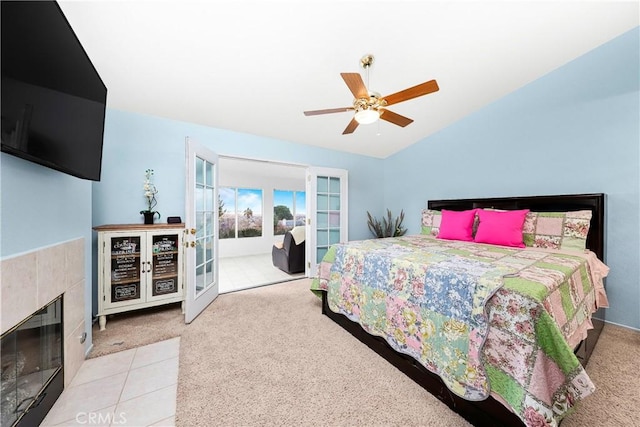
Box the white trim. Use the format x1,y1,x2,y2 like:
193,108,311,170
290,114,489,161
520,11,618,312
184,137,220,324
305,167,348,277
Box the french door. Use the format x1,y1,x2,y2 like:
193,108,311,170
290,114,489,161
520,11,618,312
305,167,348,277
184,138,219,323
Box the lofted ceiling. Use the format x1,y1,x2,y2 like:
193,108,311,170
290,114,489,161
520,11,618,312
58,1,638,159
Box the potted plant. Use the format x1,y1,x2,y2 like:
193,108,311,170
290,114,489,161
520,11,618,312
366,209,407,238
140,169,160,224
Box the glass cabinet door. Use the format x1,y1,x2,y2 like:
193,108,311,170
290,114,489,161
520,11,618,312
107,234,143,306
149,232,182,300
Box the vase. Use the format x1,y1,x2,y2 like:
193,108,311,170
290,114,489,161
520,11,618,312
143,211,155,225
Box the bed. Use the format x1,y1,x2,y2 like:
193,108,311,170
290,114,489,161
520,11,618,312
311,193,608,427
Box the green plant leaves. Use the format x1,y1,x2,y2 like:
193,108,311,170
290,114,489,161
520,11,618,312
366,209,407,238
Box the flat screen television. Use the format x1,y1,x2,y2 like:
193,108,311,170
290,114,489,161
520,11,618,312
1,1,107,181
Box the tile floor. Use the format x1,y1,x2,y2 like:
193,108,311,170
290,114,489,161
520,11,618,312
42,253,303,426
42,338,180,427
219,253,305,293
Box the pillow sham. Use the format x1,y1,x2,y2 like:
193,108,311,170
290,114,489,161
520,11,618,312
436,209,477,242
522,210,592,252
474,209,529,248
421,209,442,237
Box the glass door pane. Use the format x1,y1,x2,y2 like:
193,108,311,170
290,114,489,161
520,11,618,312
185,138,219,323
306,167,348,276
315,175,341,264
195,157,216,295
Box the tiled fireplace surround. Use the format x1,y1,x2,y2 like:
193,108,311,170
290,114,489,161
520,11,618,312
1,238,87,388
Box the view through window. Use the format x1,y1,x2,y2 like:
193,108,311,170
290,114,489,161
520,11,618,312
219,187,263,238
274,190,306,235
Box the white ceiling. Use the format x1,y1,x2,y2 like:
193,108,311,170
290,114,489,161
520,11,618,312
58,1,638,159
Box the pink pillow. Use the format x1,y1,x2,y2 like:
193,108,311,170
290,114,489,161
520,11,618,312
474,209,529,248
436,209,477,242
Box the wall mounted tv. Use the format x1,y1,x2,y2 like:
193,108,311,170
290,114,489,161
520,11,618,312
1,1,107,181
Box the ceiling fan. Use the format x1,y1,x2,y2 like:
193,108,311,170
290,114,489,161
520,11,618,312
303,54,439,135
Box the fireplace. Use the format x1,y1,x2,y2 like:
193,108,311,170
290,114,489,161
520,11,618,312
1,296,64,427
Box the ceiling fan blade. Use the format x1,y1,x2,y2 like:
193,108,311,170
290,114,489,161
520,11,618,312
341,73,369,99
382,80,439,106
304,107,353,116
379,109,414,127
342,117,359,134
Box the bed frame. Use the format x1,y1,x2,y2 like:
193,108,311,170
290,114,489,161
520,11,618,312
320,193,606,427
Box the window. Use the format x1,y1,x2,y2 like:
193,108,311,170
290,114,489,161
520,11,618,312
219,187,263,239
219,188,236,239
274,190,306,235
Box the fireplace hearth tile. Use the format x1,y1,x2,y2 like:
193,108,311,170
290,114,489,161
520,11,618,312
42,405,116,427
120,356,179,402
113,385,177,427
36,244,67,308
70,348,136,387
0,252,38,335
66,238,85,287
149,415,176,426
2,238,90,425
64,321,87,388
43,338,180,426
41,372,127,425
130,336,180,369
63,280,85,341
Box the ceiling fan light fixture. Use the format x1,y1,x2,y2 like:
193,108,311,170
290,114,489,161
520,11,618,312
303,53,439,134
354,108,380,125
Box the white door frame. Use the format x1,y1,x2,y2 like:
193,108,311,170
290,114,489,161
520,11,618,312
305,167,349,277
184,137,219,323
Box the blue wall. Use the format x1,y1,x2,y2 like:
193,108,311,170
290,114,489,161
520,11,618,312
1,153,95,350
95,109,384,238
384,27,640,329
92,110,385,313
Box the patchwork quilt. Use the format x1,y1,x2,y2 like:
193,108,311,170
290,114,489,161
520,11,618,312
310,235,609,427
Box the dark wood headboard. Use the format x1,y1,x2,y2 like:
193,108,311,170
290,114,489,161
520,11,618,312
427,193,605,261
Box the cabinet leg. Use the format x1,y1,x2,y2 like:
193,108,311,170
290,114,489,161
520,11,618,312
99,315,107,331
181,301,185,314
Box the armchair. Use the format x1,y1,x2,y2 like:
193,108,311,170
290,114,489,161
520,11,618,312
272,227,306,274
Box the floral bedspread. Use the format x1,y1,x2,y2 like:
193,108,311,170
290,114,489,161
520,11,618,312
310,235,609,427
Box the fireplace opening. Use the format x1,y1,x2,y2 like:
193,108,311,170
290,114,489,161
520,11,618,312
1,295,63,427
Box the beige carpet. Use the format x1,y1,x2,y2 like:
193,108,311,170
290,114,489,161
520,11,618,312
175,279,471,427
89,302,185,358
561,323,640,427
91,279,640,426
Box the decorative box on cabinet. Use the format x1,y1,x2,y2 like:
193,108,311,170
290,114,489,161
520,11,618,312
94,224,185,330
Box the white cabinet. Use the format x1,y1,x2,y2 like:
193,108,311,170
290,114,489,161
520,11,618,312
94,224,185,330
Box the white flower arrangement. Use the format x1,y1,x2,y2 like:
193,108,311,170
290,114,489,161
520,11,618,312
140,169,160,219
